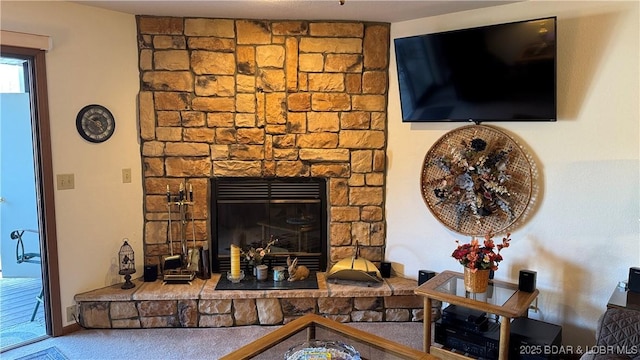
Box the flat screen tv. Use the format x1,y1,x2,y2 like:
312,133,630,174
394,17,556,122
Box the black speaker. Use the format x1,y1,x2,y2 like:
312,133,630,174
418,270,436,285
628,267,640,293
380,262,392,278
143,264,158,282
198,247,211,280
518,269,537,293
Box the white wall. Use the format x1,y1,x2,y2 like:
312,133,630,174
387,1,639,345
1,1,141,326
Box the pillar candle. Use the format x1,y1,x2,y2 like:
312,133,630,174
230,245,240,278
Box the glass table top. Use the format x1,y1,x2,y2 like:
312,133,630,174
435,272,517,307
415,270,539,319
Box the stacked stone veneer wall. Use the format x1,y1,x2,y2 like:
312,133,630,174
75,275,432,329
137,16,390,270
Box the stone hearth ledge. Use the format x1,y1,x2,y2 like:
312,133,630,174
74,273,431,328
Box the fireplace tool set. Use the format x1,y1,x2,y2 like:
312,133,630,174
163,183,198,284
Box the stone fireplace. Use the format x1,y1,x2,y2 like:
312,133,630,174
75,16,432,333
211,177,327,272
137,16,390,275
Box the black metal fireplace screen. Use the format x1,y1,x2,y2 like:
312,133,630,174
211,177,327,273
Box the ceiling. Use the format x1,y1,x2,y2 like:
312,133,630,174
71,0,518,23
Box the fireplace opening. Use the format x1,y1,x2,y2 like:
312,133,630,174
211,177,327,273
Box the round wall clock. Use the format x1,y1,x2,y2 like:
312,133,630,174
76,104,115,143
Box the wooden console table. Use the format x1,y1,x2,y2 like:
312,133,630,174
415,270,539,360
607,283,640,311
221,313,434,359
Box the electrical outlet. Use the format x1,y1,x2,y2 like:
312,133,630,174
56,174,75,190
122,168,132,183
66,304,77,322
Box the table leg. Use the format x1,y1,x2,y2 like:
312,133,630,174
498,316,511,360
423,297,432,353
307,323,316,341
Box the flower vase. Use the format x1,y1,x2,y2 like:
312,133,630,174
463,268,490,293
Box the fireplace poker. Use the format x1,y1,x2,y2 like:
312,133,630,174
180,192,188,267
186,208,199,272
163,190,181,270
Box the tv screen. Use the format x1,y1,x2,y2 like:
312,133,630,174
394,17,556,122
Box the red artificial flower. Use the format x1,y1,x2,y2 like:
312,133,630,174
452,232,511,272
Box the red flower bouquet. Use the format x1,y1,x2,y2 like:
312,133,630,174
452,232,511,272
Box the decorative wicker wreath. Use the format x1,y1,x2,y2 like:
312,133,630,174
421,125,534,236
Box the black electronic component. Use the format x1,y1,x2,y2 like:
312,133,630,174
509,317,562,360
435,319,500,359
442,304,489,332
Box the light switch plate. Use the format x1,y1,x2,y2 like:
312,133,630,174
122,168,132,183
56,174,75,190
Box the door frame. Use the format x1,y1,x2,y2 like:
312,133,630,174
1,45,63,337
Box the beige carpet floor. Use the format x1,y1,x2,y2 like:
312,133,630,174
1,321,425,360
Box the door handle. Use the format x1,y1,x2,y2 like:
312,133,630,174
0,197,5,203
